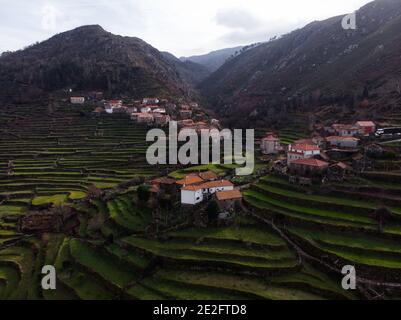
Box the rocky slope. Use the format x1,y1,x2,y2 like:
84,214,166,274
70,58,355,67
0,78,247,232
200,0,401,128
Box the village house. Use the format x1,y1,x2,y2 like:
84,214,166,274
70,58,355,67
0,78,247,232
143,97,160,105
199,171,218,181
289,158,329,177
215,189,243,211
261,135,281,155
141,106,152,113
151,177,177,194
153,108,166,114
356,121,376,136
70,97,85,104
176,174,205,187
332,124,360,137
326,136,360,149
181,180,234,205
327,162,351,181
137,113,154,124
105,100,123,113
287,143,321,165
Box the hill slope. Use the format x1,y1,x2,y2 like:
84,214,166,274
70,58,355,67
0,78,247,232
200,0,401,127
162,52,211,85
0,25,194,102
181,46,244,73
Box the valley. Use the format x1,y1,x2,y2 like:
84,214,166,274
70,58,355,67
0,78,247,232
1,0,401,301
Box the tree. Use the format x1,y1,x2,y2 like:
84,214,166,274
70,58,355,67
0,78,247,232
206,201,220,223
137,185,150,204
86,184,103,201
372,206,393,233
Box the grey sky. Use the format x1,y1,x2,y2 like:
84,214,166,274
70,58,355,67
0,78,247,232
0,0,372,57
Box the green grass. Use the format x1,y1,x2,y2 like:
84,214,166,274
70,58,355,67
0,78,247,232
69,239,138,289
156,270,324,300
32,194,68,206
122,236,297,269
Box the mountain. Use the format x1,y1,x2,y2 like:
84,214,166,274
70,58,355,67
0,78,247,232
0,25,195,102
200,0,401,128
161,52,211,85
181,46,244,73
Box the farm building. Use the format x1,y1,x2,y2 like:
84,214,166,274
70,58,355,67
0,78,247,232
215,189,243,211
151,177,177,194
105,100,123,113
143,97,160,105
199,171,218,181
153,108,166,114
327,162,351,181
289,158,329,177
141,106,152,113
332,124,360,137
356,121,376,136
326,136,360,149
176,174,205,187
181,180,234,205
261,135,281,155
287,143,321,165
70,97,85,104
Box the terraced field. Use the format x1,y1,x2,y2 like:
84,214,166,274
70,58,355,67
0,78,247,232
0,103,163,218
0,203,357,300
244,174,401,291
1,102,400,300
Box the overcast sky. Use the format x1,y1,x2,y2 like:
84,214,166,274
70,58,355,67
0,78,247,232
0,0,372,57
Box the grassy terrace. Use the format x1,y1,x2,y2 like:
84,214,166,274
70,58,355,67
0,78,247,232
0,103,164,219
243,173,401,283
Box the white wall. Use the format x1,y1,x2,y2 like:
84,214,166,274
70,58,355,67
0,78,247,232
181,189,203,205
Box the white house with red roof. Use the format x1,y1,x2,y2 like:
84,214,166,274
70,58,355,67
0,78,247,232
181,180,234,205
287,143,321,165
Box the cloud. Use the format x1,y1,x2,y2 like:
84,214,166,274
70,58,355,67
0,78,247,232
41,4,60,31
0,0,374,56
215,8,262,30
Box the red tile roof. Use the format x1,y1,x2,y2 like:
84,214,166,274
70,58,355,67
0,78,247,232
176,175,205,186
291,144,320,151
290,158,329,168
181,180,234,191
326,136,360,142
216,190,243,201
199,171,218,181
356,121,376,127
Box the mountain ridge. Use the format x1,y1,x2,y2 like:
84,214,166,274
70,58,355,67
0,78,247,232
0,25,196,102
199,0,401,128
